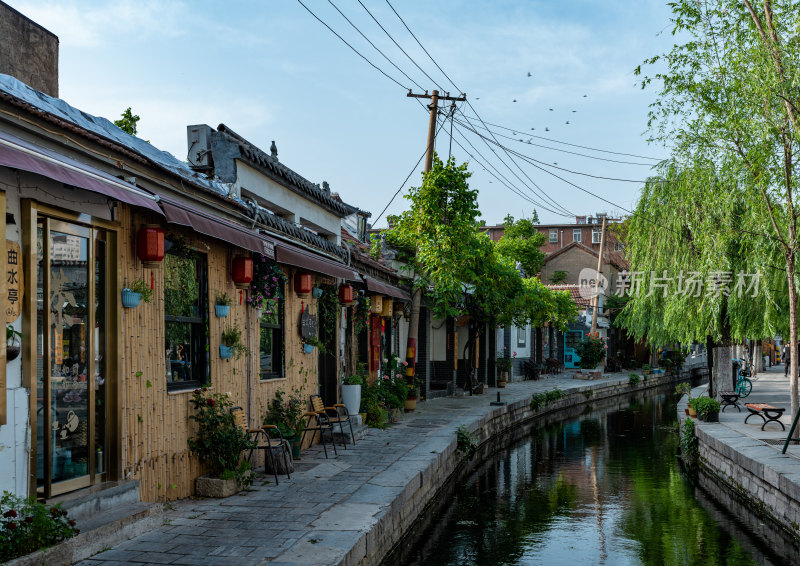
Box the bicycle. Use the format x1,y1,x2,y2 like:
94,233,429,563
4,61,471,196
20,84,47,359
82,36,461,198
732,358,753,398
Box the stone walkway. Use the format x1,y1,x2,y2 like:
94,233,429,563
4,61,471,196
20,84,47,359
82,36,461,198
75,369,657,566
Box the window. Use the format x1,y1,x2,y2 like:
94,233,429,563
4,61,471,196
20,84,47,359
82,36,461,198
549,229,558,243
164,248,208,389
573,229,582,243
517,325,527,347
259,299,284,380
592,229,602,244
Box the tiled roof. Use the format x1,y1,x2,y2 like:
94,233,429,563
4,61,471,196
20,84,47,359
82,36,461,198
547,284,592,308
217,124,351,217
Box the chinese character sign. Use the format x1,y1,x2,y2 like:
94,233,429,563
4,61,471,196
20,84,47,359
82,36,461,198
6,241,23,323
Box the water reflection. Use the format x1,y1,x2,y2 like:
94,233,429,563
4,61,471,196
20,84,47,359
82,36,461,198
393,391,784,566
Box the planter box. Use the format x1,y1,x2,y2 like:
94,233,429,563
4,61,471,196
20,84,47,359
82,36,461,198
195,474,240,498
5,541,74,566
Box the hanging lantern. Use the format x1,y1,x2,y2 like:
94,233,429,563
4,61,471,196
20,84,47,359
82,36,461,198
294,272,313,297
380,297,394,317
231,256,253,289
338,284,354,304
369,294,383,314
136,225,165,267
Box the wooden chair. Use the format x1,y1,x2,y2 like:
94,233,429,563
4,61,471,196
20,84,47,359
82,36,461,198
300,401,337,459
309,395,356,449
230,406,291,485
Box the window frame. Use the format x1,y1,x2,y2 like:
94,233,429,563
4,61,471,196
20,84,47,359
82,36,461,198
164,249,209,391
549,229,558,243
258,297,285,381
573,229,582,243
592,229,602,244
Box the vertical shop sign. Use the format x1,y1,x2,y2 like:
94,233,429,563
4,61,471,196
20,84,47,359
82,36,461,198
5,241,22,323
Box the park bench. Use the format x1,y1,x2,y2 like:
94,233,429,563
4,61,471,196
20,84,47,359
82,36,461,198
719,391,740,412
744,403,786,431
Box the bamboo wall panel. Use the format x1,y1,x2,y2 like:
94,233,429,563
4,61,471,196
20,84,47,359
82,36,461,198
117,207,336,501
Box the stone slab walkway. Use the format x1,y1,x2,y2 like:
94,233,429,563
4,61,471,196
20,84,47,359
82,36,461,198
76,367,668,566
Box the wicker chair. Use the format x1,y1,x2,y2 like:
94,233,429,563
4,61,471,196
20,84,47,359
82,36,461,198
309,394,356,449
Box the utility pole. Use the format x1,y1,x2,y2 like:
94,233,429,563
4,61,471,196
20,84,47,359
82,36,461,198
403,89,466,389
590,215,607,334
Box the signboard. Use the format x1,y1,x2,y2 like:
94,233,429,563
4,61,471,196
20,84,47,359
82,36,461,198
300,305,317,340
6,241,22,323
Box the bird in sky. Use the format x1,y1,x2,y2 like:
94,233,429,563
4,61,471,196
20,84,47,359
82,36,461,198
527,72,532,77
553,162,558,165
530,127,535,130
545,127,550,131
549,108,553,111
583,94,588,97
572,110,577,112
513,99,517,102
566,121,570,124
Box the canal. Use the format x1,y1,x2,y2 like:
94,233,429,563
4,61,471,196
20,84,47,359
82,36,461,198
387,385,789,566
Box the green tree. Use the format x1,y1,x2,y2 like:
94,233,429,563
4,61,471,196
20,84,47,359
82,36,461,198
636,0,800,412
496,214,546,277
114,107,140,135
388,154,575,389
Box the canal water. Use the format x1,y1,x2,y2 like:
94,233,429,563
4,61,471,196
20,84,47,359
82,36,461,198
387,386,791,566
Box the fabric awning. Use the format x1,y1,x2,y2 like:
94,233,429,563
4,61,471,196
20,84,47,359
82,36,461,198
363,277,412,301
275,242,359,280
0,129,163,215
159,198,274,258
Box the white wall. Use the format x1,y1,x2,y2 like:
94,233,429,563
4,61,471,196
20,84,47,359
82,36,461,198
0,173,29,497
431,318,447,361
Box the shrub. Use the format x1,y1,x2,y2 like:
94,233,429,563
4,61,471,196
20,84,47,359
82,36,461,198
680,418,698,471
456,425,478,459
629,374,641,386
531,388,565,411
575,332,606,369
0,492,79,562
188,388,255,478
263,389,306,437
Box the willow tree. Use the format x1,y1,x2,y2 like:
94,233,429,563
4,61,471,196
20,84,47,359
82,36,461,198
637,0,800,413
618,163,784,395
387,154,575,390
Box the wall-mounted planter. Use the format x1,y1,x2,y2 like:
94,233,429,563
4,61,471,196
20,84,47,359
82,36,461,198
7,335,20,362
219,345,234,359
303,343,315,355
312,287,324,299
215,304,230,318
121,289,142,308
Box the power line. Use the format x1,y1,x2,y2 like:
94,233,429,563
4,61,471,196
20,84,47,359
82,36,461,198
295,0,408,90
357,0,445,92
451,117,658,166
326,0,424,92
457,114,665,161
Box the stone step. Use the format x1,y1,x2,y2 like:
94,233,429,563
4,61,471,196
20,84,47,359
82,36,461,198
48,480,141,524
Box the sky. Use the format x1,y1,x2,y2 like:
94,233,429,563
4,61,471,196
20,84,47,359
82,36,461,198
9,0,677,227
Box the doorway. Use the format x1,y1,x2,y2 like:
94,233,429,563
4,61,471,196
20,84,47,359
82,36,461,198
564,330,583,369
35,217,109,497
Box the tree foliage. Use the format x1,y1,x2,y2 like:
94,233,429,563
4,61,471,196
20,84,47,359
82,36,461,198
495,214,546,277
114,107,140,135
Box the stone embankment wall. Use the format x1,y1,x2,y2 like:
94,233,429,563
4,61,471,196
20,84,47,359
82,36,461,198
356,372,682,566
677,394,800,551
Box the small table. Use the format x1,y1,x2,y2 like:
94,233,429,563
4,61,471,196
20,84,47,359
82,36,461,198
744,403,786,431
719,391,740,412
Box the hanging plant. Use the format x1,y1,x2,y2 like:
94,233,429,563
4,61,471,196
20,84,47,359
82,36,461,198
248,254,286,315
318,284,338,332
353,294,370,335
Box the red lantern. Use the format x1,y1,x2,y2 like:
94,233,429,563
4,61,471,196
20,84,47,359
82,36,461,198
338,284,354,304
231,256,253,289
136,225,165,267
294,272,312,297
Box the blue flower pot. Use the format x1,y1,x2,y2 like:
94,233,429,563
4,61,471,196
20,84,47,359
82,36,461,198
303,343,315,354
215,304,230,318
220,345,234,359
121,289,141,308
312,287,323,299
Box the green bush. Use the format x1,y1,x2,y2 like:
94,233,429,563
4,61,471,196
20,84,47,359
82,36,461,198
531,388,565,411
680,418,698,471
692,396,721,420
263,388,306,437
0,492,79,562
629,374,641,386
456,425,478,459
575,332,606,369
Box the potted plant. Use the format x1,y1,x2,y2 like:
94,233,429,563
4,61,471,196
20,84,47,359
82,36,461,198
263,389,306,460
220,325,248,360
188,388,255,497
693,396,721,422
312,287,324,299
576,332,606,372
303,335,326,355
642,363,651,375
404,379,419,412
214,291,231,318
342,366,366,416
6,325,22,362
121,278,153,308
496,355,513,387
675,382,692,415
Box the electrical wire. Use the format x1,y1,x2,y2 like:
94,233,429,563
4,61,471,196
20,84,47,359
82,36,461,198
451,117,658,166
357,0,446,92
295,0,408,90
457,114,665,161
326,0,425,92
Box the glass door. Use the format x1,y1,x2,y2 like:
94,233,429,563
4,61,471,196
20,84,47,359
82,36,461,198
36,218,107,496
564,330,583,369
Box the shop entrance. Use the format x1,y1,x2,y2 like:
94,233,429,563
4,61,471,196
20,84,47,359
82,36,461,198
35,218,109,497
